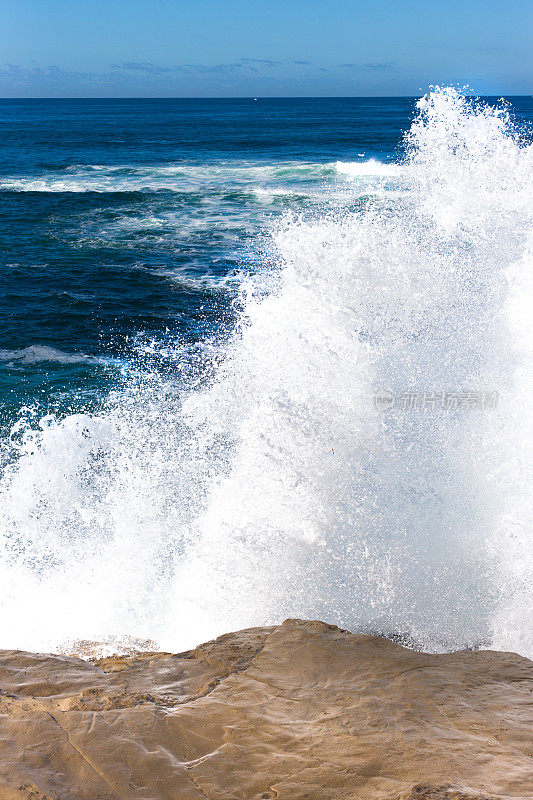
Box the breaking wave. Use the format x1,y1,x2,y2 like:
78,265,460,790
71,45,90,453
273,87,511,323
0,88,532,657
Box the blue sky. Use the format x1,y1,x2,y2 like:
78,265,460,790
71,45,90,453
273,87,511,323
1,0,531,97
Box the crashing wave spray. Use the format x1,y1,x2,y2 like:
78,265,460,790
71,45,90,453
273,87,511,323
0,88,532,656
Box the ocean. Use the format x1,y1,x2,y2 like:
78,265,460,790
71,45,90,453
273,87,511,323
0,91,532,656
0,97,417,420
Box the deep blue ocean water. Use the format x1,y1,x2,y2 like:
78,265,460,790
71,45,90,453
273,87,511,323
1,96,532,430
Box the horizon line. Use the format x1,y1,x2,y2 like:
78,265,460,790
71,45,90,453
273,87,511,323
1,94,532,101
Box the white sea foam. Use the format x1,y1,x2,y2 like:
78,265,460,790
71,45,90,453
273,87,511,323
0,88,532,656
335,158,402,178
0,346,102,365
0,160,334,194
0,159,391,199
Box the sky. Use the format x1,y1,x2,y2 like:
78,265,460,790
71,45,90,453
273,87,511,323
0,0,531,97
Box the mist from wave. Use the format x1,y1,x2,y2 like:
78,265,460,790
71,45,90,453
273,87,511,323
0,88,531,657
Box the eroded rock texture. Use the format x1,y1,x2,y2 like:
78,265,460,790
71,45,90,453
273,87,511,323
0,619,531,800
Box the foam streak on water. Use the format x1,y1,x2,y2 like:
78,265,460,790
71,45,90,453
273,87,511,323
0,88,532,656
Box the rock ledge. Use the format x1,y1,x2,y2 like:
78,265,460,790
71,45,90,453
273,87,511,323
0,619,531,799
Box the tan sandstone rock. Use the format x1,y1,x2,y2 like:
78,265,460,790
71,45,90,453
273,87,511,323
0,618,531,800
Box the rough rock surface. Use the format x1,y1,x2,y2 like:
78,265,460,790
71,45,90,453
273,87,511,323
0,619,531,800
